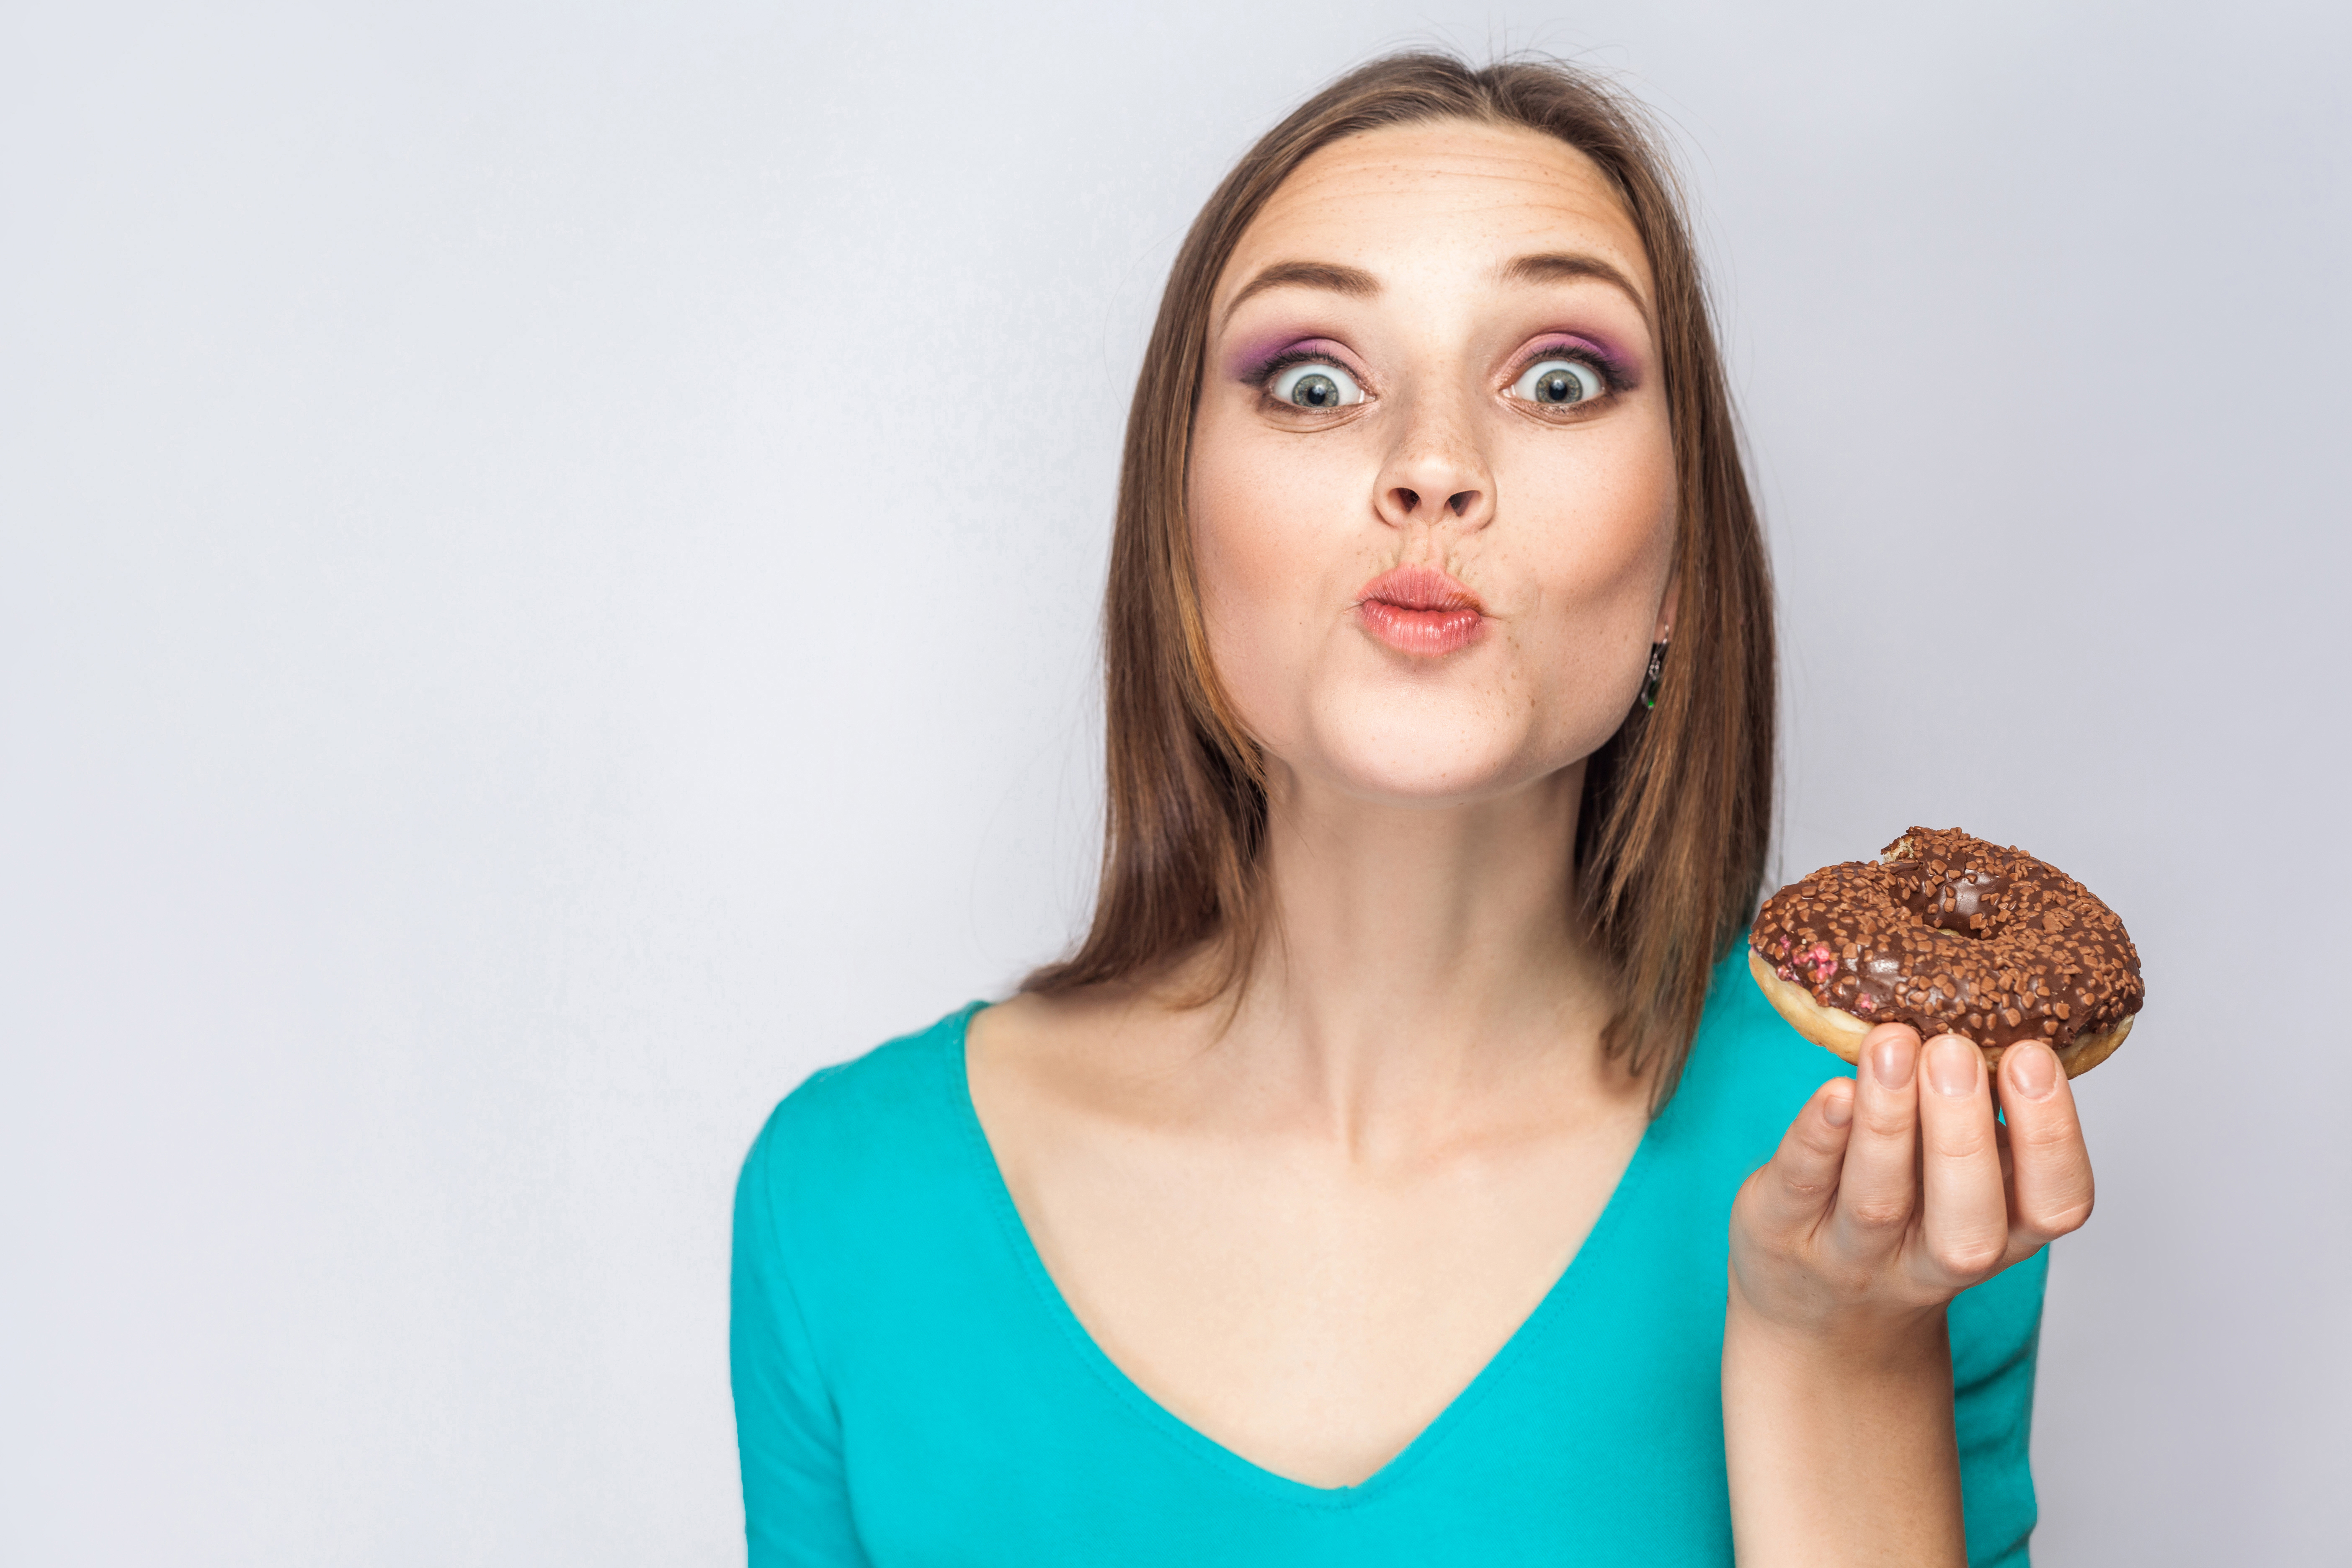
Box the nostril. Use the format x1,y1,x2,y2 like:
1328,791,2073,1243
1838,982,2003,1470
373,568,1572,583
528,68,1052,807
1390,487,1421,514
1448,490,1478,516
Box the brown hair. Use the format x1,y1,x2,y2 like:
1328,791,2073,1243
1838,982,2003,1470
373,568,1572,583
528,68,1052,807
1025,51,1776,1111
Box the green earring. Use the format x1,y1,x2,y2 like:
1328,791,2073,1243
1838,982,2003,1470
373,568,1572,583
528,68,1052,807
1640,635,1669,711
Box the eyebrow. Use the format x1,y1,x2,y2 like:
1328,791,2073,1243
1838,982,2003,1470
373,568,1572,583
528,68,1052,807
1218,253,1650,333
1217,260,1380,328
1502,252,1651,314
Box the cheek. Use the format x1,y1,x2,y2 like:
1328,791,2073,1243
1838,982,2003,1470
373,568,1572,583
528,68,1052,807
1499,419,1679,717
1187,407,1368,729
1534,411,1676,590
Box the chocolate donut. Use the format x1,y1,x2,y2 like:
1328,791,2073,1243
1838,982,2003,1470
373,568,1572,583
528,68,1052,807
1748,827,2143,1078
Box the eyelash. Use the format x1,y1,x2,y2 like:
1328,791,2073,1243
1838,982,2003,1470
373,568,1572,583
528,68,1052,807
1510,344,1628,397
1249,344,1630,403
1252,346,1363,393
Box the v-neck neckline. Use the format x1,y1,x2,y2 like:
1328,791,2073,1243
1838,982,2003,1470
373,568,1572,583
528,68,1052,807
943,1001,1673,1510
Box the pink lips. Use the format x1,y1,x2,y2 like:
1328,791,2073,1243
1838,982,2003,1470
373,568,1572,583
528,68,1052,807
1355,565,1486,656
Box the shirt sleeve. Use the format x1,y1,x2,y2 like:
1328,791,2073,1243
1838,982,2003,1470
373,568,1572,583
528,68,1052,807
731,1109,872,1568
1949,1245,2049,1567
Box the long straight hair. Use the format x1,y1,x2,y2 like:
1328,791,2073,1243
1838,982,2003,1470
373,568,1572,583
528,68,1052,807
1026,52,1777,1111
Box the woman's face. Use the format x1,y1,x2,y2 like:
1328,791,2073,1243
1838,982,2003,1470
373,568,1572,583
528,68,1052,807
1190,118,1678,808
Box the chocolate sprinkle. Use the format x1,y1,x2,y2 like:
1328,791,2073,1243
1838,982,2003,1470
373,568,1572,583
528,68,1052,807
1749,827,2144,1051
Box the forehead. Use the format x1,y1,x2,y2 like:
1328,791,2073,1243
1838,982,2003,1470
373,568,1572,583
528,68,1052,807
1221,118,1653,306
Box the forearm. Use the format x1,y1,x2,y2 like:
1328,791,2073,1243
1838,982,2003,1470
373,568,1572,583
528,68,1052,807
1722,1286,1967,1568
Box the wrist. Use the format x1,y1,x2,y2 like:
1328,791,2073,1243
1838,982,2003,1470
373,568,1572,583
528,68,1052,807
1722,1270,1966,1568
1725,1267,1949,1374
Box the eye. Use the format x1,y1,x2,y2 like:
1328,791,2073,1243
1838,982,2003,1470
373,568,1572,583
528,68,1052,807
1269,361,1364,409
1511,358,1606,407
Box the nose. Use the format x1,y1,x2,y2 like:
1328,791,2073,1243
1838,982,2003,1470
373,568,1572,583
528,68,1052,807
1373,397,1495,534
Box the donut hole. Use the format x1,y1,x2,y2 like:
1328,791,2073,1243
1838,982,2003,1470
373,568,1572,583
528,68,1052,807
1887,856,2010,940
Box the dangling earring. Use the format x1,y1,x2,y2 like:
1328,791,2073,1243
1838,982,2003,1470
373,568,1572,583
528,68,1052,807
1640,631,1669,711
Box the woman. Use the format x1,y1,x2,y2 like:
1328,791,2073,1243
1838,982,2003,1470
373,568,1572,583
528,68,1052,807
732,52,2090,1566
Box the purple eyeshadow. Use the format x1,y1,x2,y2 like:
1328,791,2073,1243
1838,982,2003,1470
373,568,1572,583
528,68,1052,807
1226,333,1351,382
1221,328,1641,387
1527,331,1636,381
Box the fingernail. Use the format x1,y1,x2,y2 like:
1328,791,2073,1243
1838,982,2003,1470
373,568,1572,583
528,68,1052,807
2008,1041,2059,1101
1870,1036,1915,1090
1821,1084,1853,1127
1926,1035,1978,1097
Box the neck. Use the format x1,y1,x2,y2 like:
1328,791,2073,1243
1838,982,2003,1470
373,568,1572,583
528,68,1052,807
1213,759,1625,1146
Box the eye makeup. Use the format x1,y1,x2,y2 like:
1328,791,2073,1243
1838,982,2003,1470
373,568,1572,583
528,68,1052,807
1225,332,1362,387
1220,326,1644,396
1512,331,1638,392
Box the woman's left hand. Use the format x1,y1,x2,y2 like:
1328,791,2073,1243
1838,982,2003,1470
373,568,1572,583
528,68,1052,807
1720,1026,2095,1567
1730,1025,2094,1340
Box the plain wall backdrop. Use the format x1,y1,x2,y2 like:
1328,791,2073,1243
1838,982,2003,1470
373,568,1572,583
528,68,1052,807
4,1,2347,1562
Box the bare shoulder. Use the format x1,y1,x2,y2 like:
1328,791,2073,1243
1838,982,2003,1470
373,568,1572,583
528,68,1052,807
962,987,1116,1092
962,987,1107,1074
966,977,1211,1130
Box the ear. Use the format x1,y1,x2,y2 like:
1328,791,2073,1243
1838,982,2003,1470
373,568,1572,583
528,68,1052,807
1655,567,1681,642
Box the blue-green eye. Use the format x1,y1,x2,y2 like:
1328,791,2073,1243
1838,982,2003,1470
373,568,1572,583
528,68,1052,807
1511,358,1605,406
1271,361,1364,409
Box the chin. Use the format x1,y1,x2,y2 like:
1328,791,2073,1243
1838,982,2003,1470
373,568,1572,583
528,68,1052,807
1292,683,1586,807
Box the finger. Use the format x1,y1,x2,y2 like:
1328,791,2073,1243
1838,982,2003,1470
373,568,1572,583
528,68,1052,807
1915,1033,2009,1287
1996,1039,2094,1254
1747,1078,1857,1237
1831,1023,1921,1259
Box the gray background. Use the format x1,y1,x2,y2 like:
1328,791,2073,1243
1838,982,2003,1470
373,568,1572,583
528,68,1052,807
3,1,2345,1562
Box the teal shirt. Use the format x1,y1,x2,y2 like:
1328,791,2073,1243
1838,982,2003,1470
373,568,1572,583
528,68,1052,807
731,951,2044,1565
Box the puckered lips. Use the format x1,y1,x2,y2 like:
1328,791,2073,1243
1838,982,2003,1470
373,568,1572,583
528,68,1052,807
1354,564,1486,656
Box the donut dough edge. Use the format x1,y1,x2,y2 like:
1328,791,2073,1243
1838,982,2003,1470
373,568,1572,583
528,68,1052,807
1746,947,2130,1080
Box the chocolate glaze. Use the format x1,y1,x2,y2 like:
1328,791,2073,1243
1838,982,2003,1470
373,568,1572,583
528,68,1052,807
1749,827,2144,1051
